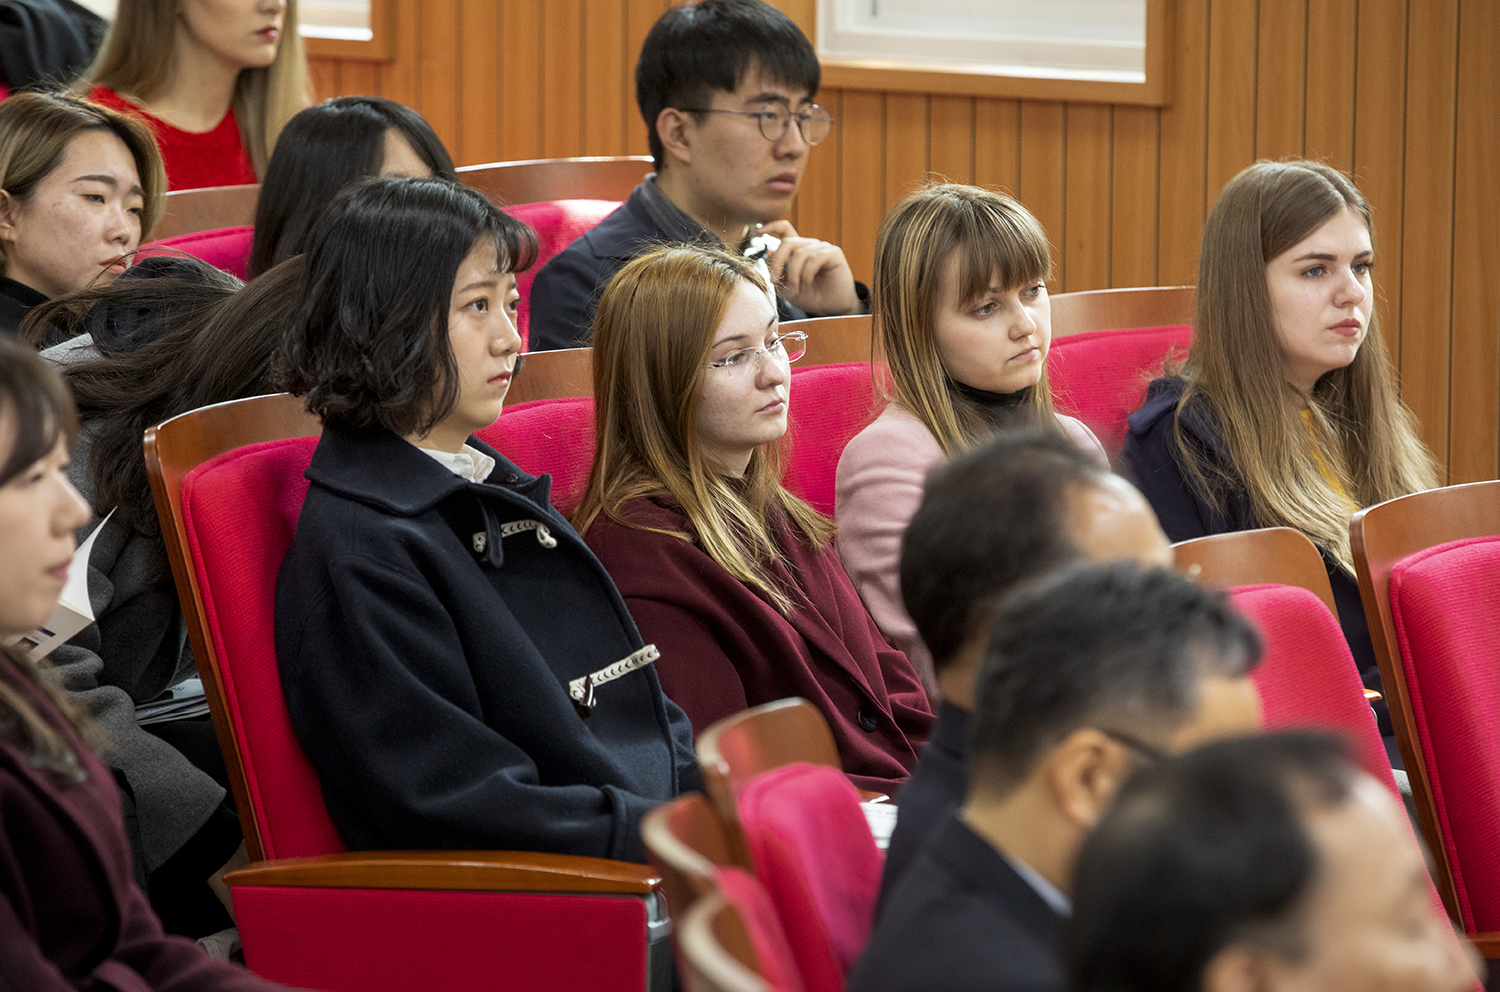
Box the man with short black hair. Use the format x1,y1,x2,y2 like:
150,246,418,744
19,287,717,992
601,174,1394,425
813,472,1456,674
528,0,865,351
1070,732,1479,992
847,563,1265,992
880,429,1173,899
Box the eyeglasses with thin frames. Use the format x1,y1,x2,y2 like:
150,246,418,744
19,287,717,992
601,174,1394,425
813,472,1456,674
705,330,808,378
1097,727,1167,765
679,104,835,146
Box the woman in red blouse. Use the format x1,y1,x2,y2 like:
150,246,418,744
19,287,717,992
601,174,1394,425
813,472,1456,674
82,0,309,190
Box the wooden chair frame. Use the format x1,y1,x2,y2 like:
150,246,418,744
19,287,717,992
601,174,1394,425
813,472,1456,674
783,313,879,367
1350,480,1500,954
678,891,768,992
640,793,747,921
457,155,652,205
153,183,261,241
510,347,594,404
1173,527,1338,616
143,392,660,898
1050,285,1195,337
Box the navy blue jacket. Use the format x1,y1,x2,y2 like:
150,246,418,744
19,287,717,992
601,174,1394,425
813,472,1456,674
275,427,701,863
527,182,814,352
877,701,968,913
848,814,1064,992
1120,377,1387,731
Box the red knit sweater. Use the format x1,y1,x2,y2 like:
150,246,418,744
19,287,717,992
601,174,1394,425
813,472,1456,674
89,87,257,191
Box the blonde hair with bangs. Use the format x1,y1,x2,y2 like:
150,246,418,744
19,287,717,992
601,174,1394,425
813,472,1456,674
573,243,836,615
874,183,1057,457
1180,160,1437,570
83,0,310,176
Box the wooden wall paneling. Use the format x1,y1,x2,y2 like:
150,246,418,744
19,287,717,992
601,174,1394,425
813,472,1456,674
1448,0,1500,483
1111,106,1160,288
795,89,841,245
418,0,461,156
973,98,1020,196
1397,0,1460,472
1156,0,1209,286
499,1,544,161
581,0,629,156
1204,0,1258,199
838,89,885,284
624,0,669,159
927,95,974,185
1303,0,1357,171
377,0,419,108
340,59,377,99
1353,0,1409,372
883,93,928,211
1063,103,1112,292
542,1,585,158
458,0,501,164
1018,102,1066,292
1254,0,1307,160
309,57,338,101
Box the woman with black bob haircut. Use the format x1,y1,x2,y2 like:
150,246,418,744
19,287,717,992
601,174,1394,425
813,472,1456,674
247,96,457,278
276,177,700,862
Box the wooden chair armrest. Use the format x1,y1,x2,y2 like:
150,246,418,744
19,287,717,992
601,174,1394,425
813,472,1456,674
225,850,661,895
858,790,890,804
1469,932,1500,960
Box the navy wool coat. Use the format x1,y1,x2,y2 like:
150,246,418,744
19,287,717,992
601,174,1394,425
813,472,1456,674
275,428,701,864
1120,377,1385,727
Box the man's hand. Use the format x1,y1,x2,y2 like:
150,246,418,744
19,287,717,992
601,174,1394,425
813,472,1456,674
757,219,864,316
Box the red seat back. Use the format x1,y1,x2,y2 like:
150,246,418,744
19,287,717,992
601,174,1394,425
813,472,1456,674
1388,536,1500,932
783,363,889,516
475,396,597,515
180,436,346,860
1046,324,1192,457
501,199,621,349
139,225,255,279
710,868,808,992
1230,584,1396,795
736,763,881,992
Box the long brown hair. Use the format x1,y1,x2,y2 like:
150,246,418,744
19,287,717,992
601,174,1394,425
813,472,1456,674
873,183,1057,457
0,338,89,782
0,91,166,275
573,244,835,614
83,0,311,175
1179,160,1438,569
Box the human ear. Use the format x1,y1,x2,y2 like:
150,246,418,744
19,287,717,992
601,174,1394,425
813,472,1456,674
0,190,19,246
1047,728,1135,831
656,108,694,168
1201,946,1278,992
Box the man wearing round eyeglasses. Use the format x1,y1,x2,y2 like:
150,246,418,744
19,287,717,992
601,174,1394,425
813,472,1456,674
529,0,867,352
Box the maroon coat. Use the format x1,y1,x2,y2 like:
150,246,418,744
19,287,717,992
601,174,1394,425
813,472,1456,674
0,653,284,992
585,497,934,794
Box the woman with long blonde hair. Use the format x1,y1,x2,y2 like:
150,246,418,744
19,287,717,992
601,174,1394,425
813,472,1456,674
1121,160,1437,733
82,0,309,189
834,183,1105,700
576,243,933,793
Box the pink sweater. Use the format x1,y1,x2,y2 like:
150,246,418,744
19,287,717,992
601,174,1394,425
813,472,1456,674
834,405,1107,702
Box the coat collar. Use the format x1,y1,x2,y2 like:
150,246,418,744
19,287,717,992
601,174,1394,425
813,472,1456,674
1127,376,1230,458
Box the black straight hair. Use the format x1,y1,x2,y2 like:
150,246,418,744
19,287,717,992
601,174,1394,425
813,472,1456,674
969,562,1263,794
59,256,304,532
635,0,820,169
900,428,1109,670
248,97,459,278
281,176,537,437
1069,732,1359,992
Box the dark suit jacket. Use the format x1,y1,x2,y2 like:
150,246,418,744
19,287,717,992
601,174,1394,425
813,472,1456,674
847,814,1064,992
1119,376,1389,734
877,701,968,910
527,181,814,352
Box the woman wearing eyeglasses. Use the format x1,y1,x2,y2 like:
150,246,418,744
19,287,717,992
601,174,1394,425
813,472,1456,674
576,244,933,794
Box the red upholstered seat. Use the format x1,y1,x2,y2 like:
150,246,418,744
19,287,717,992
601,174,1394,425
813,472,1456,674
1387,536,1500,933
475,395,597,515
1229,584,1397,795
1046,324,1192,457
712,868,808,992
783,362,888,516
139,225,255,279
502,198,622,348
736,762,882,992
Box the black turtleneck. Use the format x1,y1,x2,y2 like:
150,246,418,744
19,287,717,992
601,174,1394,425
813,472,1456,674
0,276,48,339
948,377,1033,430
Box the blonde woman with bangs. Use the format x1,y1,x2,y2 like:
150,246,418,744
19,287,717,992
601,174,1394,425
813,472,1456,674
577,243,933,794
834,184,1106,701
82,0,309,189
1121,160,1438,738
